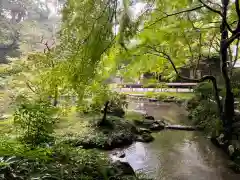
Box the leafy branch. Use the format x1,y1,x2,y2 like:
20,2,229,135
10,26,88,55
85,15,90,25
146,45,223,116
145,5,204,29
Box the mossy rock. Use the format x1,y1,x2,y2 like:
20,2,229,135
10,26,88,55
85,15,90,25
136,132,154,143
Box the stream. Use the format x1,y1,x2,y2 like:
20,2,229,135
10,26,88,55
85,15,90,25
111,99,240,180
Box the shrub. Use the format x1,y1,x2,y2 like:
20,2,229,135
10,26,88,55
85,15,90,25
194,82,214,100
0,143,110,180
0,137,52,161
13,99,58,146
189,99,223,135
107,92,128,117
0,142,148,180
186,96,200,110
77,91,128,118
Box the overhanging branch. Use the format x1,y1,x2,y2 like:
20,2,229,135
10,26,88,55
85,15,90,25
199,0,222,15
227,32,240,46
145,5,204,29
146,46,223,116
235,0,240,31
232,38,240,69
199,0,233,32
236,0,240,20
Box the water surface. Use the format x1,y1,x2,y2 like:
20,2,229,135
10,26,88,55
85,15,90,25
113,99,240,180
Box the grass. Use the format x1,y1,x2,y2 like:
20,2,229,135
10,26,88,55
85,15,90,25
125,111,144,121
55,113,137,150
0,111,138,150
55,113,98,137
0,118,14,134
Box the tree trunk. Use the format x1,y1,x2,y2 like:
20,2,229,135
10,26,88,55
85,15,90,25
53,86,58,107
220,0,234,140
101,101,109,126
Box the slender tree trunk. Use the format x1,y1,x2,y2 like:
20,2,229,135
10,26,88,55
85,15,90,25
53,86,58,107
101,101,109,126
220,0,234,140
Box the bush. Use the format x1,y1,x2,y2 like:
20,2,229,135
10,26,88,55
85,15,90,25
107,92,128,117
13,99,58,146
194,82,214,100
0,137,52,161
78,91,128,118
186,96,200,110
0,142,110,180
188,99,223,135
0,141,148,180
60,116,136,150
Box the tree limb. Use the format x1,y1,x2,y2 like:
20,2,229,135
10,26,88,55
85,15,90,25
199,0,233,32
207,32,218,59
146,46,223,116
230,38,240,77
145,5,204,29
182,32,194,63
206,0,222,8
233,38,240,68
194,32,202,78
228,44,233,68
235,0,240,32
227,32,240,46
236,0,240,20
199,0,222,15
26,81,37,94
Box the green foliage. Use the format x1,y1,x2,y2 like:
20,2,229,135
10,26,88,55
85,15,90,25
77,84,127,116
231,69,240,98
0,137,52,161
59,0,118,101
112,0,223,80
0,136,146,180
108,92,128,117
0,141,111,180
189,99,222,134
188,83,223,135
58,115,136,150
13,99,58,146
194,82,214,100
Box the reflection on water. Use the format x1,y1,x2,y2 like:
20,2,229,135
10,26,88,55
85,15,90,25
127,99,189,124
118,99,240,180
124,131,240,180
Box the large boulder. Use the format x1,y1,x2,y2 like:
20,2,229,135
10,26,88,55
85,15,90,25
112,160,135,176
112,151,126,158
216,133,226,145
108,107,125,118
133,119,165,131
144,115,155,120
